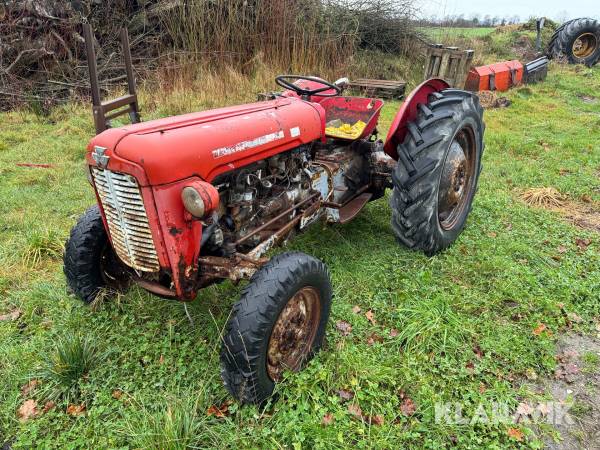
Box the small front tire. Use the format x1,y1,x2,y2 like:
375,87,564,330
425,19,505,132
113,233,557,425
63,205,130,304
220,252,332,404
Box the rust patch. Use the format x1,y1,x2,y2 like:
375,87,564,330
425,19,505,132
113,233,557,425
177,255,198,300
266,286,321,381
169,227,183,236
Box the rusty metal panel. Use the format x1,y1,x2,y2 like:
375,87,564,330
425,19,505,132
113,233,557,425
92,167,160,272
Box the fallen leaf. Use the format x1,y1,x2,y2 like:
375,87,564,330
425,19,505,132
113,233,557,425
322,413,334,425
158,354,165,365
516,402,533,416
478,383,486,393
533,323,547,336
42,401,56,413
17,399,38,422
487,231,497,238
0,309,22,322
473,344,484,359
557,245,568,254
555,362,580,383
567,312,583,324
365,310,376,325
351,305,361,314
465,361,475,374
366,333,383,346
400,397,416,416
525,368,538,380
537,402,550,416
370,414,384,426
558,168,571,176
335,321,352,336
206,400,232,418
507,427,524,441
389,328,399,337
112,390,123,400
575,238,591,251
66,403,86,416
347,403,363,418
21,379,40,397
337,389,354,401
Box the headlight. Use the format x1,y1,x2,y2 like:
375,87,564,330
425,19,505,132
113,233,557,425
182,187,206,218
181,182,220,219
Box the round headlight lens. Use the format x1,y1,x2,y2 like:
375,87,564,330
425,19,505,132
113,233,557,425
181,186,206,218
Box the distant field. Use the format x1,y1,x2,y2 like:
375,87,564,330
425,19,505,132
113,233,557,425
420,26,496,41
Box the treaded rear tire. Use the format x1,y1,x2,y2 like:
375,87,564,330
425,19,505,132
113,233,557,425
63,205,129,303
390,89,484,256
547,18,600,66
220,252,332,405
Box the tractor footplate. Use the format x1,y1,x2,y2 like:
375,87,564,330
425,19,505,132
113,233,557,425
338,193,372,224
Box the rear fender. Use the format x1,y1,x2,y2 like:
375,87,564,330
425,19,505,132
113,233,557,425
383,78,450,160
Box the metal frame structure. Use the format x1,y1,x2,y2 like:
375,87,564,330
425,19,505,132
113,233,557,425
83,23,141,135
424,44,474,88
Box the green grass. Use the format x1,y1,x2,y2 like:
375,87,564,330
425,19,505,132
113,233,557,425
1,63,599,448
420,26,496,41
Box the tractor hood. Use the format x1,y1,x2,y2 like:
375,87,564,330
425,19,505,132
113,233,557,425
87,98,325,186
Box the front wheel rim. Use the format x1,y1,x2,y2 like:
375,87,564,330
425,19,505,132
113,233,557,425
266,286,321,381
437,126,477,231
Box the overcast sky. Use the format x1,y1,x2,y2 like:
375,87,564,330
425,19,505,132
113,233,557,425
417,0,599,22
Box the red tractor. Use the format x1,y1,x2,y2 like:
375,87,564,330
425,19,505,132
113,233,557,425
64,28,484,404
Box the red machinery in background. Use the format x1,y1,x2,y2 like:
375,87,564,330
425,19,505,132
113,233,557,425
465,60,524,92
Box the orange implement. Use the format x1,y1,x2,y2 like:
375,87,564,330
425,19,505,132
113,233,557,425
465,60,524,92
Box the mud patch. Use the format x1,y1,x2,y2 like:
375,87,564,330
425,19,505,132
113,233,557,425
532,334,600,449
477,91,511,109
520,188,600,233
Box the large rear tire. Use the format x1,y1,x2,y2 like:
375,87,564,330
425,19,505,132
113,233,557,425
390,89,484,256
63,205,131,303
547,18,600,67
220,252,332,404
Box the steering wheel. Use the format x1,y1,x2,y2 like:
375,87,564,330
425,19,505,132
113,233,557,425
275,75,341,98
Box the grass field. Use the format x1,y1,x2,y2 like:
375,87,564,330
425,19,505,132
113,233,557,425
419,26,496,41
1,63,599,448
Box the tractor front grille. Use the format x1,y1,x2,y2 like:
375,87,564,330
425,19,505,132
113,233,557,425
91,167,160,272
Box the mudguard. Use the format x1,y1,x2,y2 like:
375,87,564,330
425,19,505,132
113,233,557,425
383,78,450,160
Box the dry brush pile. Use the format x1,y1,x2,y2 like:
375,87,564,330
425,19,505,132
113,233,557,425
0,0,421,112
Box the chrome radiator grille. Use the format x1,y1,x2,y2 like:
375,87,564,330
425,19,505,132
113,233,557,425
92,168,160,272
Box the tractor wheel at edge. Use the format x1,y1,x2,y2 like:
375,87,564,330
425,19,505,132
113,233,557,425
547,18,600,66
64,205,131,303
390,88,484,256
220,252,332,405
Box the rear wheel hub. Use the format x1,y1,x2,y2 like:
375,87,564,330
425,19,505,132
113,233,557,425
437,128,476,230
573,33,598,59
